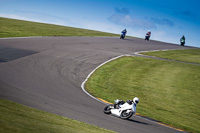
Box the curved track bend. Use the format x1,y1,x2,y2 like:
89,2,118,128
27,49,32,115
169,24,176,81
0,37,194,133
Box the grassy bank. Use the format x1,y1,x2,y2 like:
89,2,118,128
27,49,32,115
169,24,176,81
0,98,115,133
0,17,118,38
141,49,200,64
85,50,200,133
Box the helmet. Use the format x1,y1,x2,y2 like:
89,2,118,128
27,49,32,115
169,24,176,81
115,99,120,104
148,30,151,33
133,97,139,104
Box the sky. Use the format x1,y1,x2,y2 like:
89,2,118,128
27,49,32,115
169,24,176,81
0,0,200,48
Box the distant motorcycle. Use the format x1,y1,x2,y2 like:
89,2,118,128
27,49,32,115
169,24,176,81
145,31,151,41
120,32,126,39
104,100,137,119
180,39,185,46
145,35,150,41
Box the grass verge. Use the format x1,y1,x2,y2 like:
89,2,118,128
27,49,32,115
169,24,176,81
0,98,115,133
85,50,200,133
0,17,119,38
141,49,200,64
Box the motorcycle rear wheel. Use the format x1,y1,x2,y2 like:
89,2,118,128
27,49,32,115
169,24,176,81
103,104,112,114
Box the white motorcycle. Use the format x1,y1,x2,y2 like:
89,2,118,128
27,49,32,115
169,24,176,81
104,98,139,119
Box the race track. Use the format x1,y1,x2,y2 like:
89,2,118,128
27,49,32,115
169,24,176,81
0,37,193,133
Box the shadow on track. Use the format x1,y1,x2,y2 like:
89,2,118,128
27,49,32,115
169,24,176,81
127,118,150,125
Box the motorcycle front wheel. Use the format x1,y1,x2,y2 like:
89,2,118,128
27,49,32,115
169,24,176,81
120,34,125,39
103,104,113,114
120,110,133,119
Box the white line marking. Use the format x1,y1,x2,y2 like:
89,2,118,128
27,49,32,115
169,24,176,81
0,36,45,39
81,54,131,104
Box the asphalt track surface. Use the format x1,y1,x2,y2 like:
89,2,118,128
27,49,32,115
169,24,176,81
0,37,195,133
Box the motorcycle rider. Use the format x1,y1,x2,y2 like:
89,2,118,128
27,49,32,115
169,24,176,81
122,29,127,34
120,28,127,39
145,30,151,41
114,97,139,109
180,35,185,46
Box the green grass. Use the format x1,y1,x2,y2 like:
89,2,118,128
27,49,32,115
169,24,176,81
0,98,115,133
1,17,199,132
85,50,200,133
141,49,200,64
0,17,119,38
